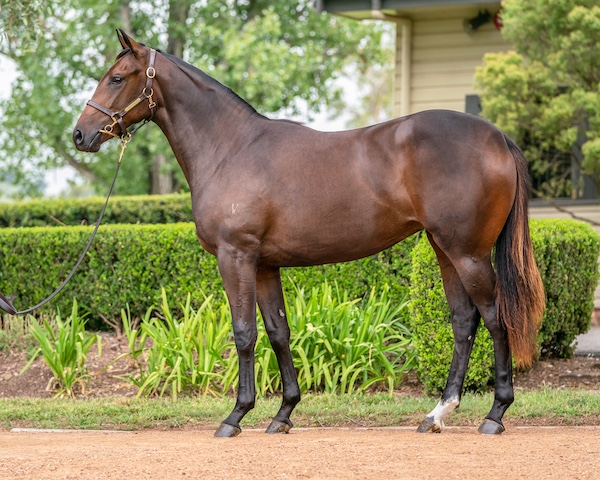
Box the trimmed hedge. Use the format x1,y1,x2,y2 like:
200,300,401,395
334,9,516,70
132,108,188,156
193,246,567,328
409,219,600,393
1,216,597,392
531,220,600,357
0,223,416,329
0,194,192,227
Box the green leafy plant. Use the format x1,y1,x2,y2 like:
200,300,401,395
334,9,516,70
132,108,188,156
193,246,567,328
124,283,415,399
119,305,150,366
22,300,101,397
128,289,235,399
253,282,416,396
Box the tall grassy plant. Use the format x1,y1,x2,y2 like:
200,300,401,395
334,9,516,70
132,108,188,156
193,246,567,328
124,283,415,399
119,305,151,366
0,314,40,355
22,300,101,397
252,282,416,396
129,289,235,399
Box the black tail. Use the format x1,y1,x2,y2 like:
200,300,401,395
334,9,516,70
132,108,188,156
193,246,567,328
495,136,545,368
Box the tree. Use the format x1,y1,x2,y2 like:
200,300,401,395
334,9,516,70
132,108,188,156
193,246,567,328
0,0,49,49
475,0,600,198
0,1,387,196
343,54,394,130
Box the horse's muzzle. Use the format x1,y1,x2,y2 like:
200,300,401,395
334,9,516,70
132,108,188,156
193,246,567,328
72,127,102,152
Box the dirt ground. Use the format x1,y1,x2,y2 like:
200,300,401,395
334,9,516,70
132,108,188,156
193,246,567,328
2,426,600,479
1,334,600,479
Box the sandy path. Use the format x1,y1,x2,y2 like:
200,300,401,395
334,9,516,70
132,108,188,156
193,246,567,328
1,426,599,479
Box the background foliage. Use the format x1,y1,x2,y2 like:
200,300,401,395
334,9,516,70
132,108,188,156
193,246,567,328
0,216,597,388
0,0,388,197
0,193,192,227
476,0,600,198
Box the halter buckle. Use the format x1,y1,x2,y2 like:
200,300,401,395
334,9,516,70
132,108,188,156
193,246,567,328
146,66,156,79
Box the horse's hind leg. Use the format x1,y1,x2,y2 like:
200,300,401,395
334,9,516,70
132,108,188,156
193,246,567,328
417,235,480,433
256,267,301,434
432,239,514,435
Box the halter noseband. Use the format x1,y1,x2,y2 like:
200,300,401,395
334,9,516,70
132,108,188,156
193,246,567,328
86,48,157,139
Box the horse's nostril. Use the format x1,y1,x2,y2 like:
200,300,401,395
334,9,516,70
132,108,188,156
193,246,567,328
73,129,84,146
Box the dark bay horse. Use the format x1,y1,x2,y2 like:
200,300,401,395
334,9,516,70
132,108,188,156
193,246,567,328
73,31,545,437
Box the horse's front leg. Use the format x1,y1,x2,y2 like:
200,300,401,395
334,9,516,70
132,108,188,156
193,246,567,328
256,267,301,434
214,248,258,438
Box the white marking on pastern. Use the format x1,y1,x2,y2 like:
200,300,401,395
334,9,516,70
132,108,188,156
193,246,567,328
425,396,460,429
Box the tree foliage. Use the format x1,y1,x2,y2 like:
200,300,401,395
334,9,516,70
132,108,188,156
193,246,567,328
475,0,600,198
0,1,387,196
0,0,49,49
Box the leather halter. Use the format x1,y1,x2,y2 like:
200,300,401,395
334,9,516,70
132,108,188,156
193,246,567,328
86,48,157,139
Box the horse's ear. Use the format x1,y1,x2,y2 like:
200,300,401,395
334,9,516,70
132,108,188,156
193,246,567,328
117,29,128,50
116,29,144,57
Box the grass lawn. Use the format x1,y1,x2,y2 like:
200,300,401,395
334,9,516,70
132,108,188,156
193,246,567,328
1,389,598,431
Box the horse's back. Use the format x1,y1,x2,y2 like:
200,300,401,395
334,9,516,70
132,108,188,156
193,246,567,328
202,110,518,267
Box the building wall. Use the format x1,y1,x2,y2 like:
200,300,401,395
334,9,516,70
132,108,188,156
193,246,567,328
394,6,509,116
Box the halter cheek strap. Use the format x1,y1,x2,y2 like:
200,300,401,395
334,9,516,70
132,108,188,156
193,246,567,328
87,48,157,139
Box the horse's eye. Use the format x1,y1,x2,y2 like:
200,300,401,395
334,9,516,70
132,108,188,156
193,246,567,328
110,75,123,85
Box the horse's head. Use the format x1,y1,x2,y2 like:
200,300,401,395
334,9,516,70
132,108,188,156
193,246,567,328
73,30,158,152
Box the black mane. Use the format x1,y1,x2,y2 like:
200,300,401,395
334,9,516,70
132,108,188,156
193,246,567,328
156,49,262,117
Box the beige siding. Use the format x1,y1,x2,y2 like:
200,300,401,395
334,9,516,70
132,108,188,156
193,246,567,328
393,6,510,116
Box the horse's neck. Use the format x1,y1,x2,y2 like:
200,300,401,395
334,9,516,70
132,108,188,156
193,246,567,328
153,70,259,186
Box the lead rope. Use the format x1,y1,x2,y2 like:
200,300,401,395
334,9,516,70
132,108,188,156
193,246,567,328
0,136,132,316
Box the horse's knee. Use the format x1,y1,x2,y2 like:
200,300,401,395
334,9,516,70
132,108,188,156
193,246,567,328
233,324,258,353
265,320,291,345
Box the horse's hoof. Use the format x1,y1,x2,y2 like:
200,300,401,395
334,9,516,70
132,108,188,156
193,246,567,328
214,422,242,438
416,416,442,433
266,419,292,434
478,419,505,435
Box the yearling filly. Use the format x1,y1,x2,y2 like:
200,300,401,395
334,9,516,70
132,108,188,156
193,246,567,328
73,31,545,437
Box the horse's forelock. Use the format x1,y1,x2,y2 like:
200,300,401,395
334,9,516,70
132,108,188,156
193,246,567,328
115,42,146,61
115,48,131,61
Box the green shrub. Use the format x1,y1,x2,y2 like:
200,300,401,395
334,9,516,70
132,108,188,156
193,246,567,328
0,193,192,227
0,223,416,329
408,219,600,393
530,220,600,357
